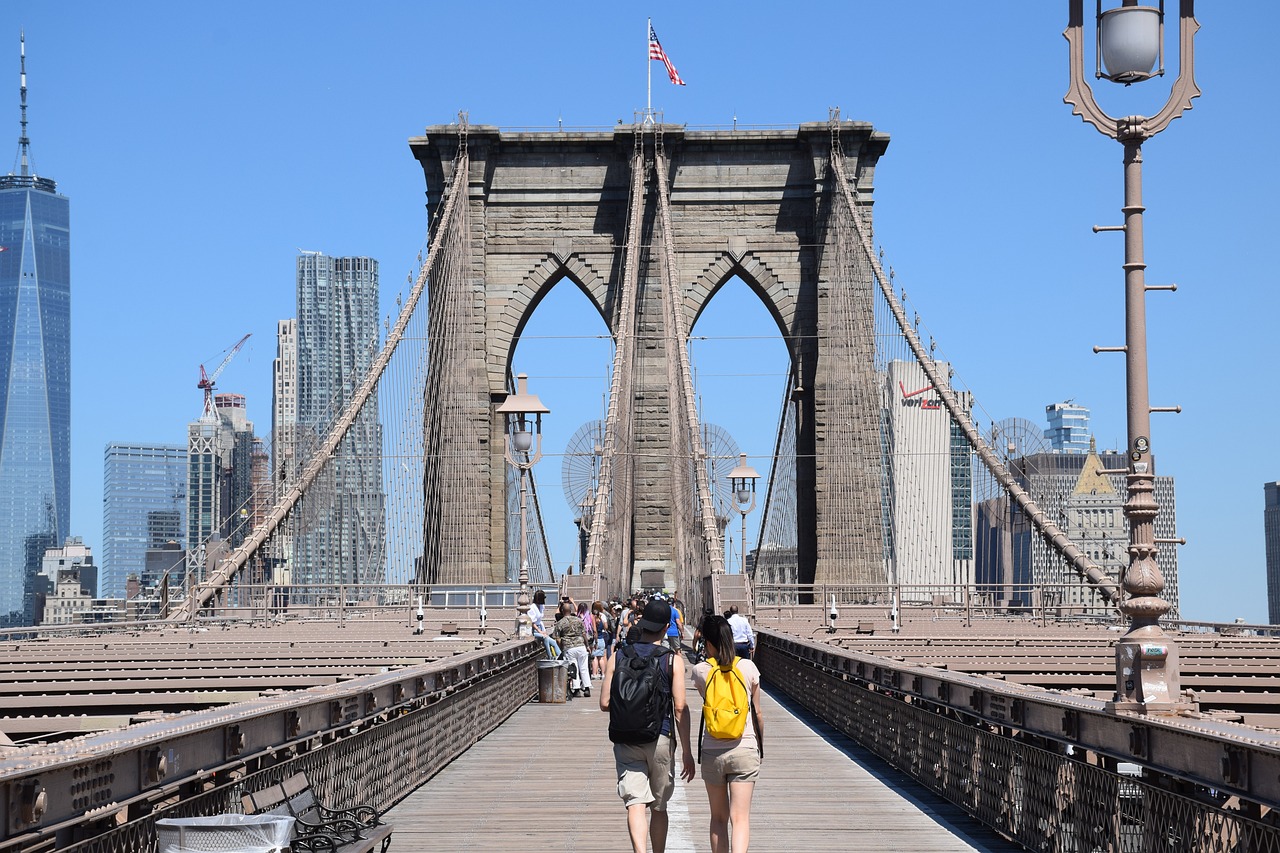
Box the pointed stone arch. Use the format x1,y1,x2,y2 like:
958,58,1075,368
687,248,796,343
487,251,611,392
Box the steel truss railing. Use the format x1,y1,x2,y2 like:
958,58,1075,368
758,629,1280,852
754,582,1126,627
0,640,540,852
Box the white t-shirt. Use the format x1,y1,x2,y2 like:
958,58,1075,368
528,602,545,633
692,657,760,753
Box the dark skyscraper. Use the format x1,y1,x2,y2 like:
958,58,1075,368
1264,482,1280,625
0,36,70,625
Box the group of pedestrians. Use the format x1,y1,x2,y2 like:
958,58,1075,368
529,592,625,697
528,587,762,849
598,596,763,853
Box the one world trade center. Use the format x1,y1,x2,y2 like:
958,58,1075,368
0,34,70,625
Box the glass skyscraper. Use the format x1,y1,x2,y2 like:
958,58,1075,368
0,38,70,625
1045,402,1091,454
276,254,385,588
101,443,186,599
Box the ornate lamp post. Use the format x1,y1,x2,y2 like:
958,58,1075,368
577,490,595,572
496,373,550,638
1064,0,1199,712
728,454,760,576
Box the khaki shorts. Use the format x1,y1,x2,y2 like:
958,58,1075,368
701,745,761,785
614,734,675,810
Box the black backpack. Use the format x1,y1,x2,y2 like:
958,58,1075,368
608,645,672,744
624,623,642,646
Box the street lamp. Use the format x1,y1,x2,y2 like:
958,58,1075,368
728,454,760,576
496,373,550,638
577,490,595,572
1064,0,1198,713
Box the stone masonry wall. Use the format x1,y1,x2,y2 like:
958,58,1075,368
410,124,889,588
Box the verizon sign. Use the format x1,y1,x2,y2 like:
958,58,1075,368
899,381,940,410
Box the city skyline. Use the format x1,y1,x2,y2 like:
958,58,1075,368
1,4,1276,621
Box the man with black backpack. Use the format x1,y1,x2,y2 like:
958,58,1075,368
599,598,695,853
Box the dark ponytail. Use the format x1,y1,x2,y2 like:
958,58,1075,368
699,614,736,663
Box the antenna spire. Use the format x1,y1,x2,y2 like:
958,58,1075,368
2,32,53,191
17,31,29,176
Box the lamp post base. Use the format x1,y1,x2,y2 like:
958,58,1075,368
1106,635,1198,715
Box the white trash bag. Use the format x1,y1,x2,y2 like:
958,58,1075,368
155,814,295,853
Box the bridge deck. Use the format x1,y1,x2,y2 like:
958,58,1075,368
385,677,1019,852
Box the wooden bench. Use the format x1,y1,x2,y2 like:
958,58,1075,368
243,773,393,853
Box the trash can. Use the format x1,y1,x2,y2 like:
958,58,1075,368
156,814,294,852
537,659,568,703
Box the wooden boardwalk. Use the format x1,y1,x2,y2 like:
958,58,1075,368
383,670,1021,852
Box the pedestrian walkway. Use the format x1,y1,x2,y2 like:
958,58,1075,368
384,669,1021,851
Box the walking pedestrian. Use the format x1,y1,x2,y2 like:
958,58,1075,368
621,597,644,646
578,600,595,646
600,598,695,853
591,600,612,679
552,600,591,697
692,614,763,853
665,593,684,656
727,605,755,660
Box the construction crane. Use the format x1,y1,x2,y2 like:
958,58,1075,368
197,333,251,418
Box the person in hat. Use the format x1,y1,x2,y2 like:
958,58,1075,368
600,598,695,853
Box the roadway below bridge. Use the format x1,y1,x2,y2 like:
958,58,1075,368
384,666,1019,852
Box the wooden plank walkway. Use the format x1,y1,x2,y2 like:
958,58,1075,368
384,670,1022,852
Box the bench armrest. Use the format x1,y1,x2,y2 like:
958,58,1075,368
317,803,380,827
291,830,341,853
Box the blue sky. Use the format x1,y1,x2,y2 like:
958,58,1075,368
4,3,1276,621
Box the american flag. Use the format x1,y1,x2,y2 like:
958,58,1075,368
648,25,685,86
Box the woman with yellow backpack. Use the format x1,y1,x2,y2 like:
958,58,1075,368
691,614,764,853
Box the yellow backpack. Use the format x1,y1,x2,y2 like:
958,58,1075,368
702,656,750,740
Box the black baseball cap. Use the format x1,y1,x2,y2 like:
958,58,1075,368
638,599,671,633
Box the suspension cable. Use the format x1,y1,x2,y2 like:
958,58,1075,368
828,138,1120,606
171,145,472,620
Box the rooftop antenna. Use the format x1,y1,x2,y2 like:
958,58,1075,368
17,31,30,176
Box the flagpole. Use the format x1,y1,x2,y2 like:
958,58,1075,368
646,17,652,117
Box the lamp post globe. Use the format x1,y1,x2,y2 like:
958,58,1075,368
1099,4,1162,82
728,453,760,576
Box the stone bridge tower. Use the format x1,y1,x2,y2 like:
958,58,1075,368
411,122,889,590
